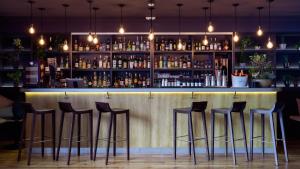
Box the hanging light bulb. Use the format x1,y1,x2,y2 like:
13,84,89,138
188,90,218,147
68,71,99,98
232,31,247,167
207,22,214,32
267,37,274,49
87,32,93,42
63,40,69,51
177,39,183,50
233,32,239,42
93,35,99,44
148,31,154,41
39,35,45,46
257,26,263,36
202,35,208,45
119,26,125,34
28,24,35,34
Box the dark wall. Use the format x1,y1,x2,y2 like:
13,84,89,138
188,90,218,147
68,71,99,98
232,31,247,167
2,16,300,33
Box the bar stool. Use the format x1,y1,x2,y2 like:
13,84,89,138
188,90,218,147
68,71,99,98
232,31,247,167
17,102,56,165
249,102,288,166
173,101,210,165
56,102,93,165
211,101,249,165
94,102,130,165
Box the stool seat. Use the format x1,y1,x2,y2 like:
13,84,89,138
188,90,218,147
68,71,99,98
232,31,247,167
290,115,300,121
112,108,129,113
212,108,230,113
250,108,270,114
73,108,92,114
35,109,55,113
174,107,191,113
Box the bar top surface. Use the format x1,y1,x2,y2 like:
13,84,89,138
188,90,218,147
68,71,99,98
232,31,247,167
23,88,280,93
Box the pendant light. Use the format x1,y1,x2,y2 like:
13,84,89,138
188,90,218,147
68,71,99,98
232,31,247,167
232,3,239,43
176,3,183,50
256,7,264,37
207,0,214,32
148,7,155,41
38,8,45,46
93,7,99,44
62,4,69,51
118,4,125,34
87,0,93,42
202,7,209,46
266,0,274,49
27,0,35,34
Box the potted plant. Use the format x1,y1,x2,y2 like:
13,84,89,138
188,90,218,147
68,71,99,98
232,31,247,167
7,70,22,87
283,55,289,69
282,74,293,87
239,37,252,67
279,36,287,49
249,53,275,87
12,38,24,68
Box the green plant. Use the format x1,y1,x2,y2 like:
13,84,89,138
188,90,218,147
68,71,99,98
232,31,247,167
7,70,22,84
249,53,275,79
239,37,253,63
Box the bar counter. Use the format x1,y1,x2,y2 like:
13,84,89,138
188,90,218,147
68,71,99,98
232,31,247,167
24,87,278,154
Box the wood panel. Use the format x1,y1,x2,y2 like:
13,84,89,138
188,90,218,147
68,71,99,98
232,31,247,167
25,92,276,149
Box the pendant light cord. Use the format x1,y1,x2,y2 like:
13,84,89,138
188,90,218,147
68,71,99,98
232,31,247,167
88,0,92,33
93,7,98,34
233,4,239,32
150,7,153,32
209,0,213,23
39,8,45,33
29,1,34,23
63,5,68,34
120,4,124,27
203,7,208,35
177,4,182,37
268,1,271,33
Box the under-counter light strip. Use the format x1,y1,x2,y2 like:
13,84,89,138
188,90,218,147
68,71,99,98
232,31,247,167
71,32,233,36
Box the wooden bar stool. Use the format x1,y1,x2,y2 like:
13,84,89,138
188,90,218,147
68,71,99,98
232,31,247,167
56,102,93,165
211,101,249,165
173,101,210,165
249,102,288,166
17,102,56,165
94,102,130,165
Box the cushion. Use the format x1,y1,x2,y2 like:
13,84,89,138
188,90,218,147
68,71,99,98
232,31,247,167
0,95,13,108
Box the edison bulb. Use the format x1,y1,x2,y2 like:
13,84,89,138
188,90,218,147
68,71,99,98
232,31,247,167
63,40,69,51
267,37,274,49
202,36,208,46
87,33,93,42
38,35,45,46
28,24,35,34
119,26,125,34
257,26,263,37
177,39,183,50
207,22,214,32
148,32,154,41
233,33,239,42
93,36,99,44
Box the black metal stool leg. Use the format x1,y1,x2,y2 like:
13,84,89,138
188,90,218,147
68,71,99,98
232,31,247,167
56,112,65,161
224,114,228,157
89,111,93,160
269,112,279,166
67,113,76,165
94,112,102,161
188,112,196,165
77,114,81,156
201,111,210,160
17,114,27,161
51,111,56,161
210,111,215,160
27,113,37,165
41,113,45,157
126,111,130,160
261,114,265,157
173,110,177,160
113,112,117,156
279,111,289,162
249,111,254,161
106,113,114,165
240,111,249,161
228,112,236,165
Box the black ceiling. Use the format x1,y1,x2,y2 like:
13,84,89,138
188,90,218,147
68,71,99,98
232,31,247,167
0,0,300,18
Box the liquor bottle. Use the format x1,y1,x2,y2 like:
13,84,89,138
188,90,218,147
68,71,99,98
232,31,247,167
106,39,110,51
209,38,214,50
213,38,218,50
147,57,151,69
113,41,118,51
128,73,133,87
134,56,138,68
118,38,123,51
85,43,90,51
135,36,140,51
125,72,129,87
187,57,192,68
102,72,107,87
169,40,173,51
65,57,69,68
123,56,128,69
112,55,117,68
79,42,84,51
140,36,144,51
87,59,91,69
48,36,53,51
146,39,150,51
143,56,147,69
118,56,123,69
106,56,111,68
127,40,132,51
93,57,97,69
133,73,138,87
155,38,159,51
146,75,151,87
132,41,136,51
93,72,97,87
138,74,142,87
187,39,192,51
60,57,64,68
98,55,103,68
74,39,78,51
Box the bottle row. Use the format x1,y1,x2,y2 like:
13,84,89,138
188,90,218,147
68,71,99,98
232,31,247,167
154,55,192,69
74,55,111,69
112,55,151,69
113,72,151,88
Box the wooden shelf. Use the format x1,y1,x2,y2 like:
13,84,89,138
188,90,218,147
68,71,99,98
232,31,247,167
154,68,193,71
72,68,111,71
112,50,150,54
112,68,150,72
154,50,192,54
72,51,111,54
